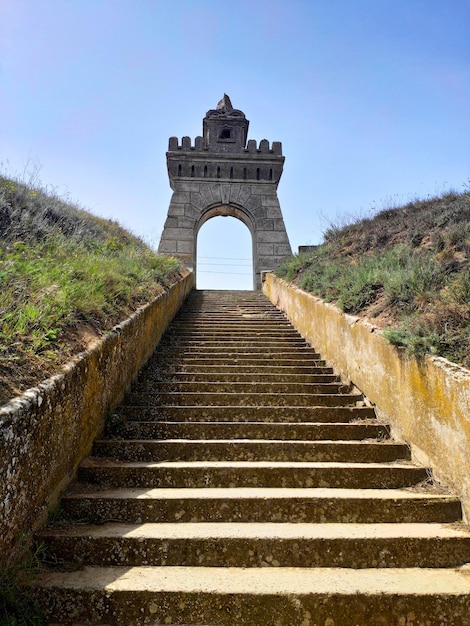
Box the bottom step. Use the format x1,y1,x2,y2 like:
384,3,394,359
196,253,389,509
31,565,470,625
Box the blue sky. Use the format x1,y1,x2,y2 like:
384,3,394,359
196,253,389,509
1,0,469,289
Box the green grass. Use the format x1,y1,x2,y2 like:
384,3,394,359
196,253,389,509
0,235,180,354
0,173,183,405
0,535,44,626
276,190,470,366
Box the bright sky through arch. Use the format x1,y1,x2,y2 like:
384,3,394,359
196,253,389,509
197,216,253,290
1,0,469,288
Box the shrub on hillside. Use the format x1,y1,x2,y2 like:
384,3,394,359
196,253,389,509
276,190,470,367
0,174,183,405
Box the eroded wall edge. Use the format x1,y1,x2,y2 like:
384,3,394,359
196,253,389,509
0,272,195,566
263,272,470,520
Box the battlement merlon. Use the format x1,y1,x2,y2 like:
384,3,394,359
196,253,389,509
168,136,283,156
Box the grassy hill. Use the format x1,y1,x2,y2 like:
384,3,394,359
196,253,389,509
0,175,183,406
276,189,470,368
2,175,469,406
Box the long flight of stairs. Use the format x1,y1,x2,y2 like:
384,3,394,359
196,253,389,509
32,290,470,625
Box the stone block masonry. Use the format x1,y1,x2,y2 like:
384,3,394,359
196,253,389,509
158,94,292,289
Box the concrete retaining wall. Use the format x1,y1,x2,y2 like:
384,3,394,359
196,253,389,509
0,272,194,566
263,272,470,519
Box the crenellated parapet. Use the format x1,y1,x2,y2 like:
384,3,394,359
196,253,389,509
167,135,284,186
167,94,284,189
168,136,283,155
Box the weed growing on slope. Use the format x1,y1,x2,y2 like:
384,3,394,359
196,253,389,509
0,174,183,405
0,534,44,626
276,190,470,366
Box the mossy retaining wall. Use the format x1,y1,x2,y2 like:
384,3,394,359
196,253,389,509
263,272,470,519
0,272,194,566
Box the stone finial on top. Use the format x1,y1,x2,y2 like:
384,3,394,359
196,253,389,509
216,94,233,112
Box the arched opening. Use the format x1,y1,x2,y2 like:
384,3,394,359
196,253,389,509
196,215,253,290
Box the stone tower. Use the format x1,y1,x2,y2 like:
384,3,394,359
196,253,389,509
158,95,292,289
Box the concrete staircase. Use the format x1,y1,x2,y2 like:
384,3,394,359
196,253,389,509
31,290,470,625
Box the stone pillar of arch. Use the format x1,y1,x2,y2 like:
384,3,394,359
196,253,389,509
158,95,292,289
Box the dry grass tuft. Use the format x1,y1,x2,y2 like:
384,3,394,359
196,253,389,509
0,173,183,406
276,189,470,367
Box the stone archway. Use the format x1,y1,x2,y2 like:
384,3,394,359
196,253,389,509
196,204,255,289
158,95,292,289
196,209,254,289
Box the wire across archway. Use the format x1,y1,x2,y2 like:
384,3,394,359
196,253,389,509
196,214,253,290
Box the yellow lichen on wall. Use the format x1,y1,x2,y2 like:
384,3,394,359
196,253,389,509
263,273,470,519
0,272,194,567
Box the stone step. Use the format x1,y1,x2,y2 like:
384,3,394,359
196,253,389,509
153,356,326,367
38,522,470,569
119,420,389,440
183,294,273,300
162,345,319,355
117,405,376,423
135,372,339,385
188,304,276,307
160,339,309,349
181,298,279,303
61,487,462,524
132,381,350,395
163,328,305,336
171,325,294,333
182,299,277,303
166,320,301,329
126,391,364,407
184,295,273,301
78,458,427,489
157,354,324,367
178,308,286,325
30,565,470,626
151,364,334,375
178,305,285,309
92,439,409,463
174,312,290,318
163,338,307,347
179,298,280,304
181,306,278,310
167,325,300,334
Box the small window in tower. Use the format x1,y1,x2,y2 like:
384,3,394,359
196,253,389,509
178,164,182,177
204,165,208,178
191,165,195,178
217,166,221,179
220,128,231,139
230,167,233,179
243,168,247,180
269,168,273,181
256,168,260,181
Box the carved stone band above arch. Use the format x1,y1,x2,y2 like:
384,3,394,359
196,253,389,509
197,204,255,236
